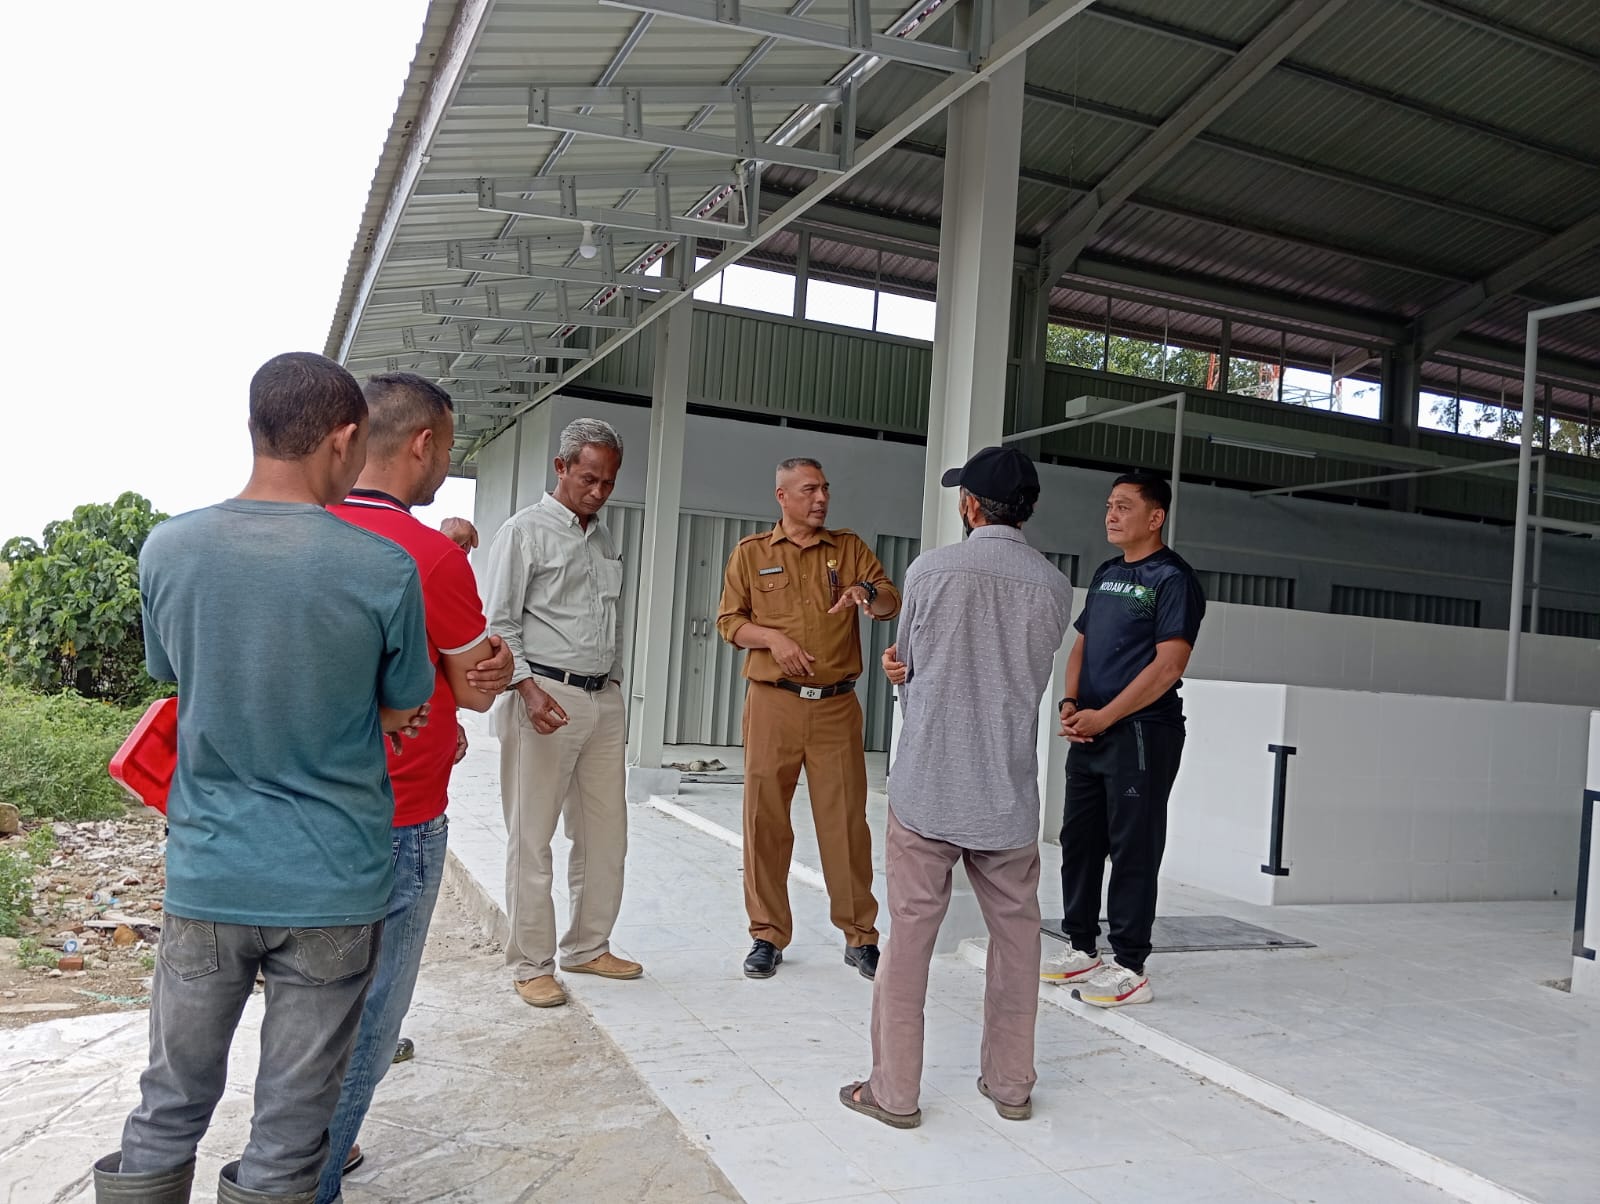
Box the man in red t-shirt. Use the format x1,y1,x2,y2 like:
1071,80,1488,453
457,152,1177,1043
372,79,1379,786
317,372,513,1204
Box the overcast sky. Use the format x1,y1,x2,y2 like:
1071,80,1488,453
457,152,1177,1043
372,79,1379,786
1,1,475,544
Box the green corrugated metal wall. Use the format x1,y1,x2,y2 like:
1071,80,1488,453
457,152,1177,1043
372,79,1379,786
569,304,1600,526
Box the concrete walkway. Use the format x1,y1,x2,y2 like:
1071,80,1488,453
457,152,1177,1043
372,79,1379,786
443,718,1476,1204
0,882,736,1204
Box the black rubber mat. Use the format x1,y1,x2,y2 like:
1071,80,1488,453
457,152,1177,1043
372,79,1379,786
1042,915,1314,953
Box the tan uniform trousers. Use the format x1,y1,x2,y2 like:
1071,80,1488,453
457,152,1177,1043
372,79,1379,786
742,681,878,949
869,806,1041,1115
495,678,628,981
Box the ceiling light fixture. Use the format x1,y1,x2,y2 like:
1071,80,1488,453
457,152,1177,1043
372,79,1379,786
578,221,598,260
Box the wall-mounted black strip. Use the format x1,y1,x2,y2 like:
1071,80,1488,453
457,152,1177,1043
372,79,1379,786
1261,743,1297,877
1576,790,1597,962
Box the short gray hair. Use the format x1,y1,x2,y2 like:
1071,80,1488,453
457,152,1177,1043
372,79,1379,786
776,456,823,482
558,417,623,465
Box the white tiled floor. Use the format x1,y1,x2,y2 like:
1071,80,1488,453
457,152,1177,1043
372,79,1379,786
447,720,1501,1204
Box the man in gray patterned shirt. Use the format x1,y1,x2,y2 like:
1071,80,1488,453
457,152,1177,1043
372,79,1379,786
840,446,1072,1130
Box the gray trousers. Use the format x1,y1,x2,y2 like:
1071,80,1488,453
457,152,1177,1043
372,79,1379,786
869,807,1041,1115
119,913,380,1195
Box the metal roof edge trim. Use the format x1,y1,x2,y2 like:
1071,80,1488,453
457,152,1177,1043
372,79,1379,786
323,0,497,363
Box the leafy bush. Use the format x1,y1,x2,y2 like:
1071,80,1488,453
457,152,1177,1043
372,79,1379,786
0,687,141,823
0,492,168,704
0,829,58,940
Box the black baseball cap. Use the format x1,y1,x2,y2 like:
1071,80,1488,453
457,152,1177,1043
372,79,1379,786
940,445,1040,503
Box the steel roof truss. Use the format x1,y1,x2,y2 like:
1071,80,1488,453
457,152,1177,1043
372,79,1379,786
421,289,640,331
600,0,979,73
443,237,687,292
525,85,847,174
477,179,757,242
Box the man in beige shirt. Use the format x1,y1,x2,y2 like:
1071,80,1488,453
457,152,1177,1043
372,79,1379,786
482,418,641,1008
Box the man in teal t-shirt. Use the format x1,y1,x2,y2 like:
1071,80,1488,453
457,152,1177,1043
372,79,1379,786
93,352,436,1204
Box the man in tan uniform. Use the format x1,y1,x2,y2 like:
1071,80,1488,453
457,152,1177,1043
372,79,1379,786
717,457,900,981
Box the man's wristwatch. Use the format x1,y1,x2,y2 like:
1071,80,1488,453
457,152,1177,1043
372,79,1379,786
1057,696,1079,711
855,580,879,603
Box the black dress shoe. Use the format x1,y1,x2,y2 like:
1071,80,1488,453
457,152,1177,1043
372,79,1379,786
744,939,782,978
844,943,880,979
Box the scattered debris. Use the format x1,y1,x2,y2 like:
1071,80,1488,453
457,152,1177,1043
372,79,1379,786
1,807,167,1027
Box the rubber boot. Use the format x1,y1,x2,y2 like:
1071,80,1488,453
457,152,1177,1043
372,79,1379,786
93,1151,195,1203
216,1161,320,1204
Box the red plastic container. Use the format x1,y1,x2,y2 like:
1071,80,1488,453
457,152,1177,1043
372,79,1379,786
108,696,178,814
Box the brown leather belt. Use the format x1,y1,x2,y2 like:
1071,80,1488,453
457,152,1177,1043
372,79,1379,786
770,678,856,701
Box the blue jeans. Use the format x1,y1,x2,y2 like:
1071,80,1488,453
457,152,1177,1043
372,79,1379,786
316,814,448,1204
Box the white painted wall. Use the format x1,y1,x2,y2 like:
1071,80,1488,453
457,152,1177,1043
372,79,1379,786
1166,682,1591,905
1576,713,1600,997
1163,682,1290,906
483,395,1600,705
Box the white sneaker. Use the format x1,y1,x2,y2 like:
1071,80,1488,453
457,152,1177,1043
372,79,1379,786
1072,961,1152,1008
1040,945,1102,984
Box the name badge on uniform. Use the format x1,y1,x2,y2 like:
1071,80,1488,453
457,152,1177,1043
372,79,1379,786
758,566,784,576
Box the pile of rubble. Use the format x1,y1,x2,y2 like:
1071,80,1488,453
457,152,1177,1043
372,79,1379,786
0,808,167,1017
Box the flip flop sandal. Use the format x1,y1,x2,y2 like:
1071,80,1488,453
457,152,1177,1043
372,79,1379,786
977,1076,1032,1121
838,1080,921,1129
392,1037,415,1064
344,1144,365,1174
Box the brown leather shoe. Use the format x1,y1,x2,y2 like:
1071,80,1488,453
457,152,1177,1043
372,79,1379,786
560,951,643,980
514,975,568,1007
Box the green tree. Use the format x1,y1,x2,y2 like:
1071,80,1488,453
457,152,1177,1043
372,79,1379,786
0,492,168,703
1427,395,1594,456
1045,324,1265,394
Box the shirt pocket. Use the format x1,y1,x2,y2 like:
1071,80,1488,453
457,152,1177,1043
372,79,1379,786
595,556,624,601
753,573,794,621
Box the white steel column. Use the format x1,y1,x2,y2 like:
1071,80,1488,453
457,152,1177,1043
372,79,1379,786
625,298,693,798
920,0,1028,552
1505,295,1600,700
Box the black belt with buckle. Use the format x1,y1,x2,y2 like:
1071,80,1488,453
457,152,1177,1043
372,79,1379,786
528,662,610,692
771,678,856,701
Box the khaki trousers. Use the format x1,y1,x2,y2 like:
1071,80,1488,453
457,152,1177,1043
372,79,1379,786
742,682,879,948
495,679,628,981
869,806,1041,1115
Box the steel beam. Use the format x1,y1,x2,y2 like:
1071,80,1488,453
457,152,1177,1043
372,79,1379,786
423,294,640,331
1402,0,1600,74
1416,210,1600,354
438,368,562,384
446,238,687,291
1040,0,1349,286
454,83,846,108
470,0,1101,454
360,326,594,360
1505,295,1600,701
1013,82,1550,237
1331,347,1378,382
414,171,741,201
1086,3,1600,172
477,179,756,241
599,0,977,73
328,0,497,364
518,85,845,172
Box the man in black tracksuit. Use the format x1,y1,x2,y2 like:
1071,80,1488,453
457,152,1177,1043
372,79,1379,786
1040,472,1205,1008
